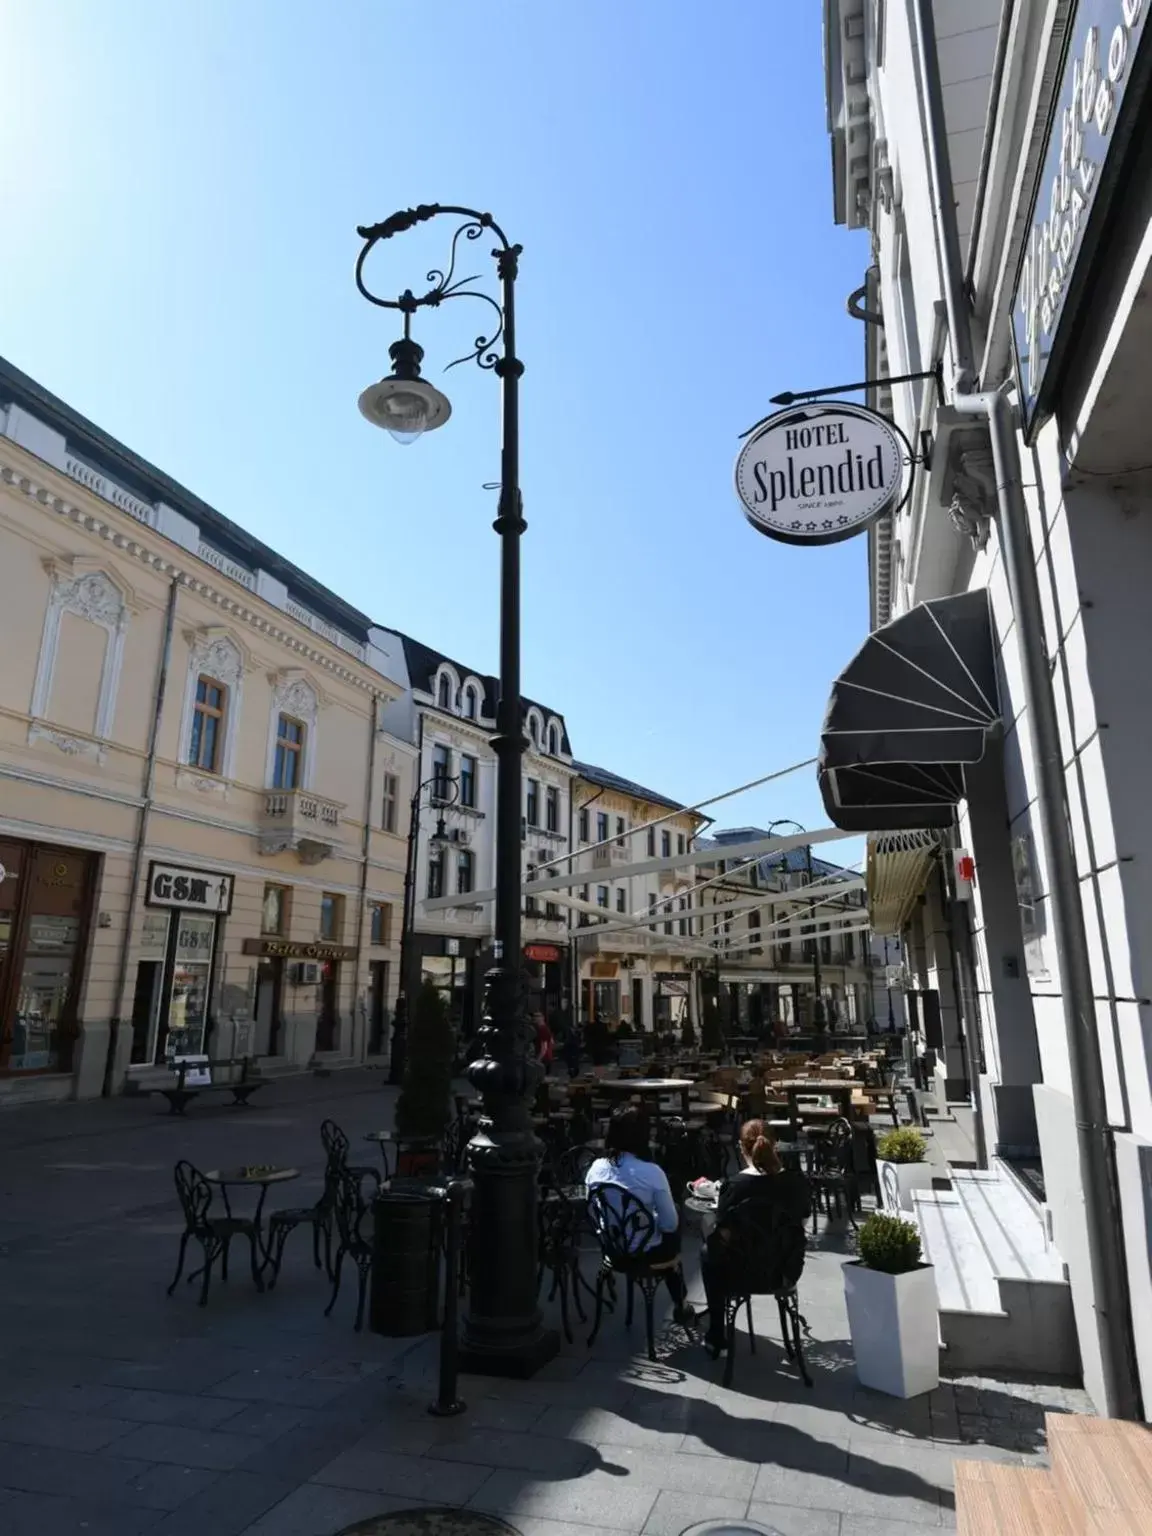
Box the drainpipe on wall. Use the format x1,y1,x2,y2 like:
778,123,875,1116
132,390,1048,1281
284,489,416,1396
352,692,380,1065
103,575,180,1097
911,0,1140,1420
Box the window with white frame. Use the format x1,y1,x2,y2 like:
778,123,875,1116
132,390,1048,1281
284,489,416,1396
432,743,452,800
189,676,227,773
438,673,452,709
548,723,558,755
545,785,560,831
274,715,305,789
178,631,244,782
30,562,131,755
382,771,399,832
265,672,319,790
463,684,478,719
460,753,477,808
457,849,475,895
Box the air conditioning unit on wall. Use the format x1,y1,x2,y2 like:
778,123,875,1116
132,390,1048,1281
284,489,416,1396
289,962,320,985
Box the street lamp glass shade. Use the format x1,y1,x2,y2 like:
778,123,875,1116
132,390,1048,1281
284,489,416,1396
358,376,452,445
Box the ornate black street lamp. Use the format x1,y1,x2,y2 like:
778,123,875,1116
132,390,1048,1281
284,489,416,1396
767,819,825,1030
356,205,556,1376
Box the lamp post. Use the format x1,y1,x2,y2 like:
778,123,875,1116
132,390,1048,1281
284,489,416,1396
391,773,459,1085
356,205,557,1376
767,819,825,1031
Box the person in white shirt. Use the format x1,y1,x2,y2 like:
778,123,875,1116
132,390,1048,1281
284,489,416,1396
585,1105,689,1315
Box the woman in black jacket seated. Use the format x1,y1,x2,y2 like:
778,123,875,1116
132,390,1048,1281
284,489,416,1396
701,1118,811,1354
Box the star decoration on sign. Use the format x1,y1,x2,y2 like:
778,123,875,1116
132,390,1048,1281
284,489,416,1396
822,520,833,529
790,520,802,530
805,522,817,531
837,515,851,525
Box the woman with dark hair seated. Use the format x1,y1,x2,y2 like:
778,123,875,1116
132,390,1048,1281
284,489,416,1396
700,1118,811,1353
585,1105,691,1318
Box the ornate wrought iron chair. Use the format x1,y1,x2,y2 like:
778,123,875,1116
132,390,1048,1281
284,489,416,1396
167,1160,263,1306
324,1166,378,1331
709,1203,812,1389
586,1184,683,1362
266,1118,380,1287
809,1116,859,1232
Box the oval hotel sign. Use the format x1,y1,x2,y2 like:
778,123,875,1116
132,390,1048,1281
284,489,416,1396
735,402,906,546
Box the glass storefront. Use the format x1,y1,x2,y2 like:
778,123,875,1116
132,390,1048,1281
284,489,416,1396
0,840,97,1075
164,913,216,1060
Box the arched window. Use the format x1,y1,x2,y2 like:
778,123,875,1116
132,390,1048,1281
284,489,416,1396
528,714,539,744
548,724,558,755
464,685,477,719
438,673,452,710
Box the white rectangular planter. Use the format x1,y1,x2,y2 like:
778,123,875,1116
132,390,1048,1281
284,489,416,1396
877,1158,935,1213
844,1260,940,1398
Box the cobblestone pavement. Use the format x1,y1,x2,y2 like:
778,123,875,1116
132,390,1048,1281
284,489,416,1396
0,1072,1090,1535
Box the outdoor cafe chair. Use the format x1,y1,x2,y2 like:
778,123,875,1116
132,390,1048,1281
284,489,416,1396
167,1159,263,1307
809,1116,859,1232
324,1166,378,1331
586,1184,684,1363
710,1203,812,1389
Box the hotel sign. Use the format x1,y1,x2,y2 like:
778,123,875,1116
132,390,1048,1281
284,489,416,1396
734,403,907,546
1013,0,1152,437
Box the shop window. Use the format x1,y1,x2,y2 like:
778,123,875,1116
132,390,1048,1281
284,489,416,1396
262,883,289,936
273,714,305,790
432,743,452,800
189,676,227,773
370,903,392,946
165,913,216,1061
526,779,539,827
320,892,344,941
457,850,475,895
381,772,399,833
427,850,445,900
459,754,477,809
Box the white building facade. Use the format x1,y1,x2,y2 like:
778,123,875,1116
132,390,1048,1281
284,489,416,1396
377,632,576,1031
822,0,1152,1416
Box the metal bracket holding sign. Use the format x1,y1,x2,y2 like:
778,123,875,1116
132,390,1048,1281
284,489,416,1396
734,399,914,547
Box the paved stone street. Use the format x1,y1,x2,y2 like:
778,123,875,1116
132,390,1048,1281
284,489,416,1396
0,1072,1088,1535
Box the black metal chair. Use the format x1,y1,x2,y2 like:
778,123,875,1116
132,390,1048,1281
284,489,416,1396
321,1117,379,1182
324,1167,378,1331
537,1191,588,1343
709,1204,812,1389
809,1116,859,1232
586,1184,683,1362
167,1160,263,1306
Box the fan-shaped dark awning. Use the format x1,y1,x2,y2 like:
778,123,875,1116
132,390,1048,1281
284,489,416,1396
818,590,999,832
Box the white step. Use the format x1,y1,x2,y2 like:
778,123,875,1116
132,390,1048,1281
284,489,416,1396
911,1168,1077,1376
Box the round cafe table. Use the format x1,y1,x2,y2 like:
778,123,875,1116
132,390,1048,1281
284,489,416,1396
201,1165,301,1270
594,1077,695,1119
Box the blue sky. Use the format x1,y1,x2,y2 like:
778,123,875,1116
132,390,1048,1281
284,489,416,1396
1,0,869,836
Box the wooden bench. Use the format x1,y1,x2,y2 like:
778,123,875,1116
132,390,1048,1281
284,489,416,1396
956,1413,1152,1533
153,1057,267,1116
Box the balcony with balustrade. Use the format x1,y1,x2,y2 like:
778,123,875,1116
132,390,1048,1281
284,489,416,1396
258,788,344,864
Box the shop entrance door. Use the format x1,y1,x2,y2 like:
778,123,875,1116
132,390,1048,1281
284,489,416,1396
0,842,97,1075
254,960,284,1056
315,961,340,1053
368,960,390,1054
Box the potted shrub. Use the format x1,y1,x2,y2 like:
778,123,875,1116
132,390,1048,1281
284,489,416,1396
844,1212,939,1397
371,981,455,1337
875,1126,934,1213
392,980,456,1178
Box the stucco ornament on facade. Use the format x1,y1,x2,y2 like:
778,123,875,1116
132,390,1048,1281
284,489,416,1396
29,560,131,761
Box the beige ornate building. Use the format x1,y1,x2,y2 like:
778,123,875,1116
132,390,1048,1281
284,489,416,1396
0,357,413,1102
570,763,708,1033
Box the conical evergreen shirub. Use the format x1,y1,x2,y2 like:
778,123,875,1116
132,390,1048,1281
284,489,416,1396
394,980,455,1140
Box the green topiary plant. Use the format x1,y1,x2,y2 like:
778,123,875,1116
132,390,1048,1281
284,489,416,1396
394,980,456,1140
876,1127,928,1164
857,1212,923,1274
